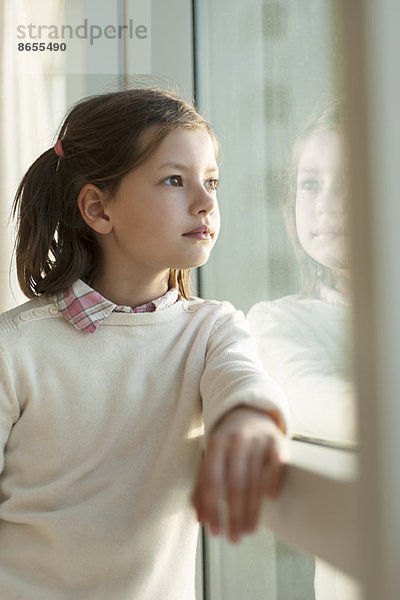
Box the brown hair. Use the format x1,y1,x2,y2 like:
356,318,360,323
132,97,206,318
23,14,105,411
283,101,345,296
12,88,218,299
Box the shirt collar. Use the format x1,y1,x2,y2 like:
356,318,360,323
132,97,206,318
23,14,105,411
319,285,350,307
52,279,179,333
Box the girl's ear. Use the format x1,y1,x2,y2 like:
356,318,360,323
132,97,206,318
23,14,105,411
77,184,113,235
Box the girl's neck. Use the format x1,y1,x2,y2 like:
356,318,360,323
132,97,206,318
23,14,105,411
334,269,351,297
92,269,170,308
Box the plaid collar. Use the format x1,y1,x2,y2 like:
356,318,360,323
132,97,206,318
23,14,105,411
52,279,179,334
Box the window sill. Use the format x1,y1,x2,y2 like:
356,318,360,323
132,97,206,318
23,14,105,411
261,439,359,578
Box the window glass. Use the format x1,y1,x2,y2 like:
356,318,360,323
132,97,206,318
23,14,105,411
195,0,356,449
206,530,315,599
206,531,361,600
194,0,360,598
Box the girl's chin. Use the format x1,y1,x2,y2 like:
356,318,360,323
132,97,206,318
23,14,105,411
175,253,214,270
307,244,348,271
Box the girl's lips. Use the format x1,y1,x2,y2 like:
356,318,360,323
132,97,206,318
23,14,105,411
313,229,342,239
182,225,214,239
183,232,213,240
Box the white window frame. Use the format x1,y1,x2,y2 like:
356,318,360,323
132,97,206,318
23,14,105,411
261,440,359,578
342,0,400,597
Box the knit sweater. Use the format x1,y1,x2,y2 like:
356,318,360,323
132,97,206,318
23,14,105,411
0,295,288,600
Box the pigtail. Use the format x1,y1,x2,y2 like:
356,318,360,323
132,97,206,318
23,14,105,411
12,148,63,298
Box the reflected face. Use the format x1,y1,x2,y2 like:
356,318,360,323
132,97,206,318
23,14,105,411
295,129,348,271
105,128,220,276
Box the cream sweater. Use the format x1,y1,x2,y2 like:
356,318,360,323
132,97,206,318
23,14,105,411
0,296,287,600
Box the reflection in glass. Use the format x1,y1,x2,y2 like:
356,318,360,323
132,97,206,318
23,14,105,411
194,1,360,598
248,103,361,599
248,103,357,448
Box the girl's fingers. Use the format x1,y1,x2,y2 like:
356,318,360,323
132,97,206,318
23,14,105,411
192,438,226,535
265,439,286,499
225,437,272,542
243,439,265,534
192,411,288,542
226,435,249,542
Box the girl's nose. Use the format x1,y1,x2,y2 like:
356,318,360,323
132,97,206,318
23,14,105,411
190,184,217,216
317,192,336,216
316,180,345,216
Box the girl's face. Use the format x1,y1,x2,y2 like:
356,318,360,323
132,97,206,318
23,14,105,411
103,127,220,278
295,129,348,273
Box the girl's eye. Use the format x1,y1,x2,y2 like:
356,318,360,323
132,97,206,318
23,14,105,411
164,175,183,187
205,178,219,192
299,179,320,193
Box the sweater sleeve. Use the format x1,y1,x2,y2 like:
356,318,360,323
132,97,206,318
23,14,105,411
200,303,289,437
0,347,20,475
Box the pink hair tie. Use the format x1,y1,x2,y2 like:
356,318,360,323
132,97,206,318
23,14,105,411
54,139,65,157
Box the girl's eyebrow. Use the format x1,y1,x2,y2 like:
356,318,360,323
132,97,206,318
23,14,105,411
158,161,219,173
298,168,339,174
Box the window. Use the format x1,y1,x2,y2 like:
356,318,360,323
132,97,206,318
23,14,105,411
195,0,400,597
193,1,361,597
195,0,356,447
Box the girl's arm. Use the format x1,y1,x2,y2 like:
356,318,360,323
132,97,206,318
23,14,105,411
192,303,289,543
0,347,20,475
192,404,287,543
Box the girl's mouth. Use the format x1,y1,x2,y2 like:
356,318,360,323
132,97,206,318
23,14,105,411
313,228,342,239
182,225,214,240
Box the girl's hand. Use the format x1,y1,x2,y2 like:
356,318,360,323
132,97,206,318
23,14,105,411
191,406,287,543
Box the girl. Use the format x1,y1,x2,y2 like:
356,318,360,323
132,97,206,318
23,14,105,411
0,88,288,600
248,103,357,448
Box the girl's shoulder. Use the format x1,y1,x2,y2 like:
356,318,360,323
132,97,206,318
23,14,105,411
183,297,245,323
247,294,330,333
182,297,247,335
0,296,57,335
248,293,349,319
247,295,306,318
182,296,236,313
247,294,349,339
